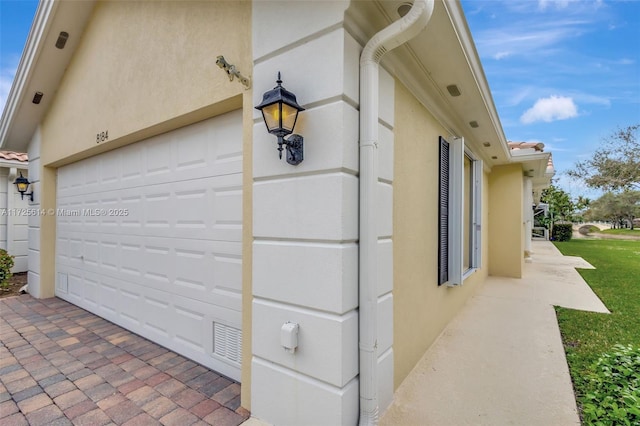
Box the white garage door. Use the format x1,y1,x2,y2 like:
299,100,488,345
55,110,243,381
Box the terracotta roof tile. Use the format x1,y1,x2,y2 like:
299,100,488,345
0,151,28,162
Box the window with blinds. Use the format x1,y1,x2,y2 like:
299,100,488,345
438,136,450,286
438,136,482,287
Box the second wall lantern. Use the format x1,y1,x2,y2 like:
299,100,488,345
14,172,34,202
255,72,305,165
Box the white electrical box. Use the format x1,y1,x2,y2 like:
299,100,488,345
281,322,299,353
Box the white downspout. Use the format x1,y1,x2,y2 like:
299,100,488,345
358,1,434,425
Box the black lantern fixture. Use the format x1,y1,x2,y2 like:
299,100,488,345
14,172,34,202
255,72,305,165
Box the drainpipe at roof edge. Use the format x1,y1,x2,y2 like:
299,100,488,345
358,1,434,425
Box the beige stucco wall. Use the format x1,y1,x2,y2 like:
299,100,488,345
41,0,251,167
393,80,489,388
488,164,524,278
33,0,253,408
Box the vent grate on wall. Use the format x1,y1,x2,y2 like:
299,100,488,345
213,321,242,365
57,273,68,293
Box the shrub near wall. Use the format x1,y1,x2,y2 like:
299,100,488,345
552,222,573,241
0,249,14,289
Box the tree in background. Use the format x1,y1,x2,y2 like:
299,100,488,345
540,183,576,224
568,124,640,192
585,191,640,230
572,195,591,223
575,196,591,211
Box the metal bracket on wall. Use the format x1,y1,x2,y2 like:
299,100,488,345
216,55,251,89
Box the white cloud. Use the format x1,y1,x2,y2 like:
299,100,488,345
571,92,610,107
615,58,634,65
506,87,534,107
537,0,602,11
474,21,590,62
520,95,579,124
538,0,573,10
493,51,511,60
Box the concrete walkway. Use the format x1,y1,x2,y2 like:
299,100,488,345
380,240,609,426
0,296,249,426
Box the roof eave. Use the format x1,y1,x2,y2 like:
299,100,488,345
0,0,95,152
509,150,554,185
0,0,57,151
442,1,511,161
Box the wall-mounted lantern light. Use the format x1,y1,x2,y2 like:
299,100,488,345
14,172,34,202
255,72,305,165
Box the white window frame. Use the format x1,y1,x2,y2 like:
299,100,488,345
447,137,482,286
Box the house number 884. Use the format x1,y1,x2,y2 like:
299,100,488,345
96,130,109,144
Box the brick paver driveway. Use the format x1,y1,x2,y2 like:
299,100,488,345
0,295,249,425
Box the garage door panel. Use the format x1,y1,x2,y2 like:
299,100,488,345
97,280,118,317
173,304,206,348
100,154,121,185
145,133,173,178
120,242,143,276
119,287,143,328
144,295,171,338
83,239,99,266
84,275,99,308
67,273,84,302
56,111,243,381
211,244,242,292
121,145,144,181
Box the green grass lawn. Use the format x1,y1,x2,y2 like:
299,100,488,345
554,239,640,424
599,228,640,236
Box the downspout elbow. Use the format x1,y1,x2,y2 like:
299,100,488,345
360,0,434,67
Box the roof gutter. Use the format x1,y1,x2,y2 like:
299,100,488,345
358,1,434,424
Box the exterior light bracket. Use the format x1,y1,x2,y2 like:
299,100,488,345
277,134,304,166
216,55,251,89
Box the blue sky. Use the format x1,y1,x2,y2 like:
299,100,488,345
1,0,639,199
460,0,640,198
0,0,38,112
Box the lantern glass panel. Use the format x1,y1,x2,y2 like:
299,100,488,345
16,182,28,192
281,103,299,133
261,103,281,133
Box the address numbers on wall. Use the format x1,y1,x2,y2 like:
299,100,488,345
96,130,109,144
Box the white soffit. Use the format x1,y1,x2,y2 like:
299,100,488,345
0,0,96,152
346,1,510,166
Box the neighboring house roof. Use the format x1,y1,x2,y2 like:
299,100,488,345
0,151,28,163
507,140,554,177
507,141,545,152
507,140,554,202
